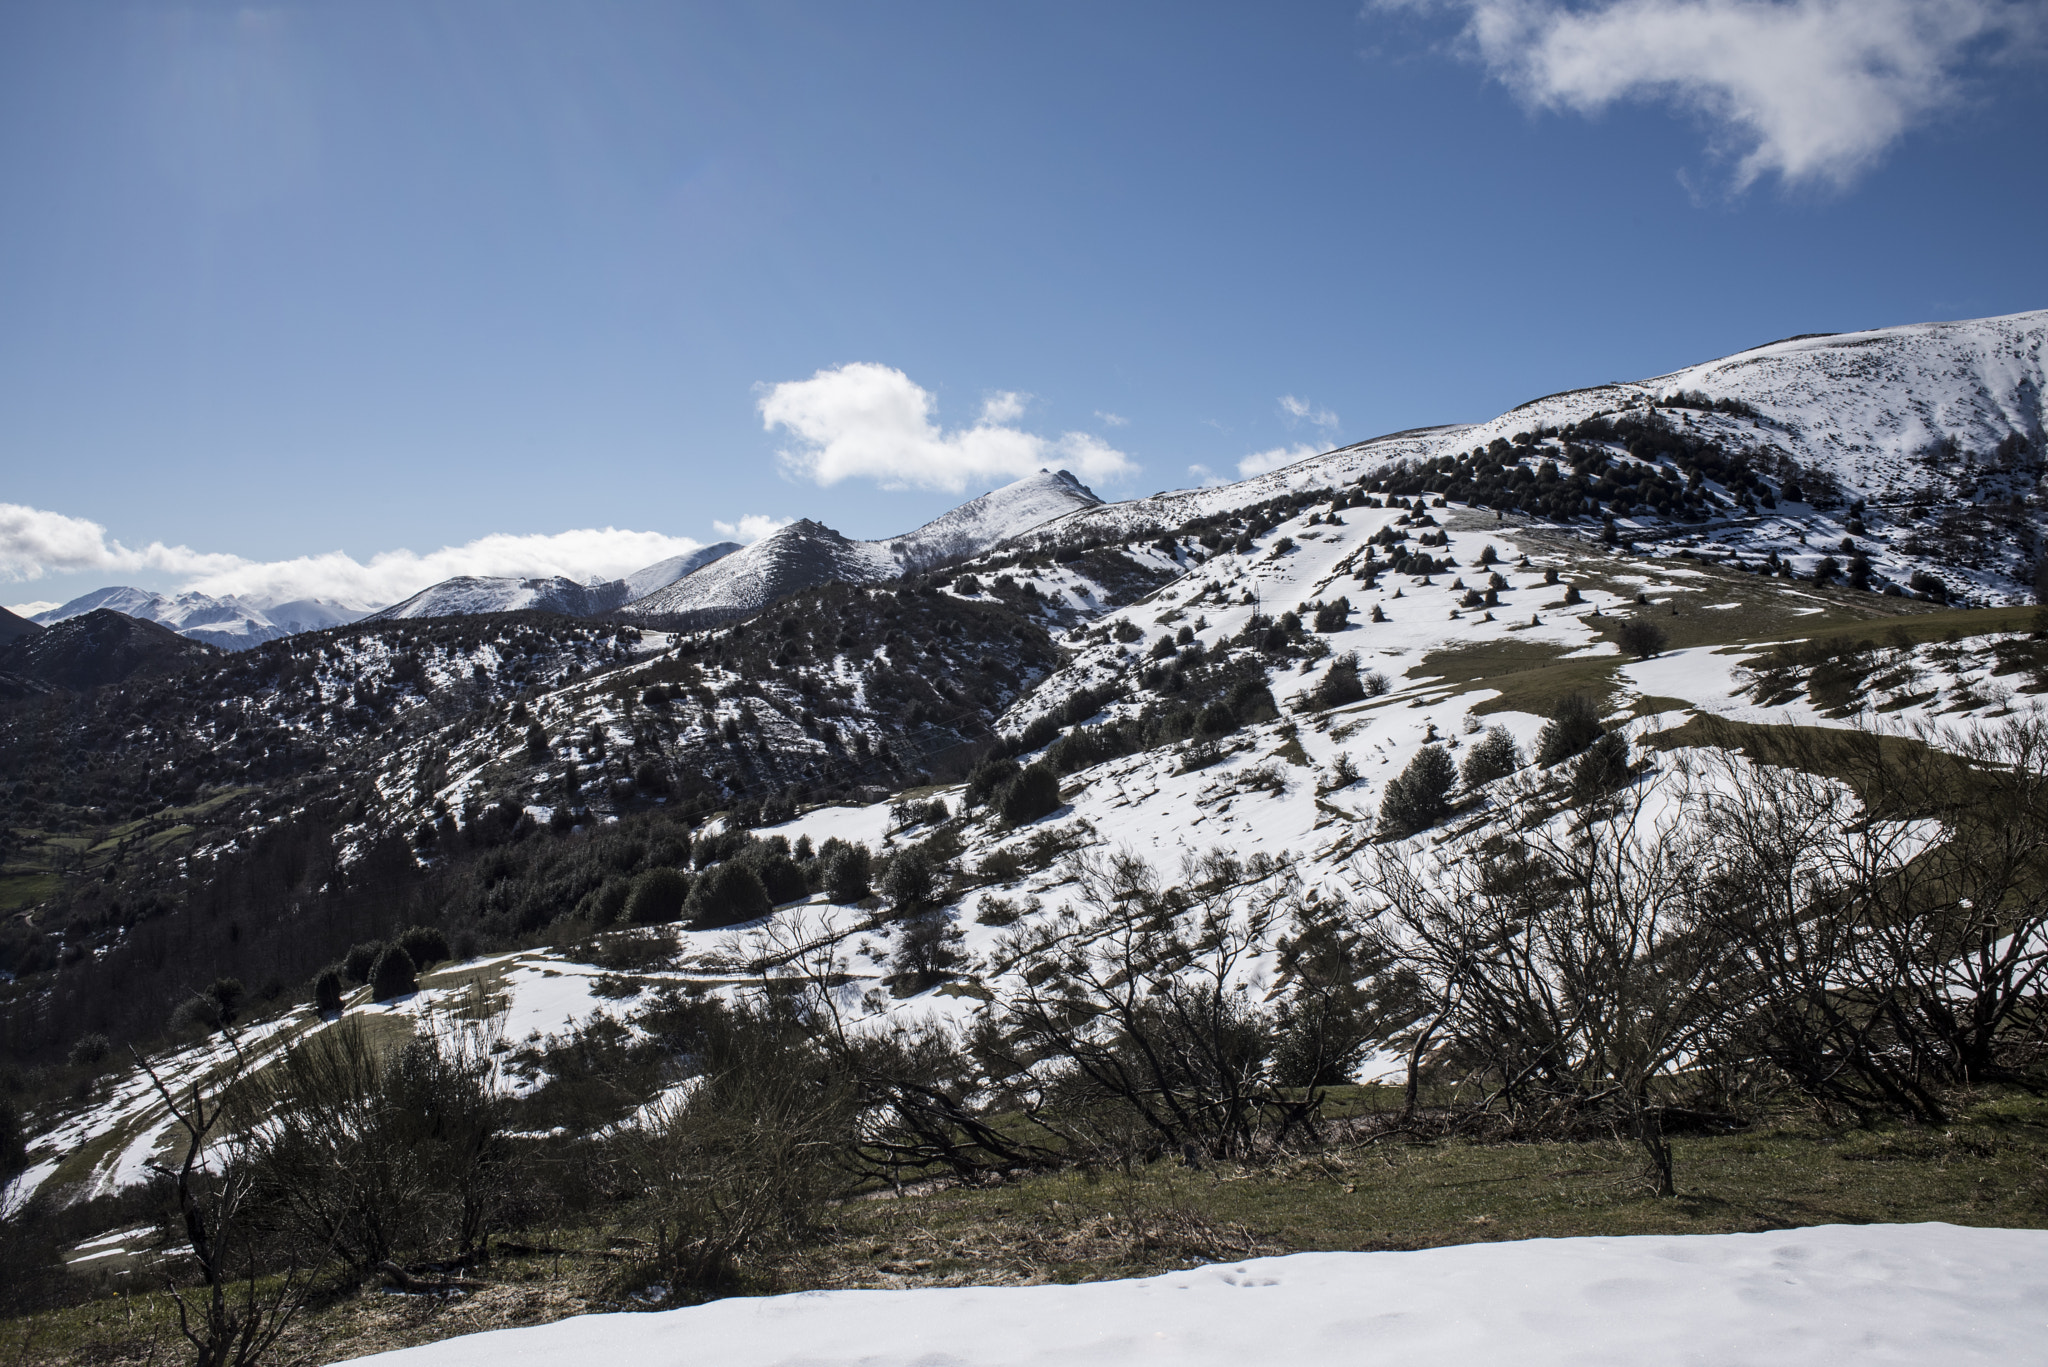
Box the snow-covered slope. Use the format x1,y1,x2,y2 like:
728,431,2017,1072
30,586,370,651
620,542,741,601
366,546,744,624
365,575,633,623
619,518,898,626
611,472,1099,624
885,468,1104,569
341,1224,2048,1367
1027,308,2048,601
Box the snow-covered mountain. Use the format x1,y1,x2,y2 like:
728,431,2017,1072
619,518,899,625
366,575,632,623
884,468,1103,569
30,587,370,651
1026,308,2048,602
621,542,742,600
614,469,1104,625
365,545,744,624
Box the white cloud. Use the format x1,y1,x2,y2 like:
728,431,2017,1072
6,601,59,617
1237,444,1325,478
1433,0,2026,188
1096,411,1130,427
0,501,710,609
0,502,247,582
980,391,1029,424
1186,463,1233,488
1280,395,1340,430
712,514,794,543
758,362,1140,493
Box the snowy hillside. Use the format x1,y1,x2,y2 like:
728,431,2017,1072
619,518,899,625
1030,308,2048,603
30,586,368,651
10,309,2048,1362
366,575,634,622
368,547,744,624
620,542,741,600
885,468,1104,569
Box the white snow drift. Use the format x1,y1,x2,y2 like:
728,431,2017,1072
337,1222,2048,1367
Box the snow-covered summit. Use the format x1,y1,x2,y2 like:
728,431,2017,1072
365,576,632,623
364,545,742,624
885,468,1103,569
30,586,368,651
620,518,898,625
1017,308,2048,599
621,542,741,601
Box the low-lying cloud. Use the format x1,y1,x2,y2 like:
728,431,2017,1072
1236,444,1326,478
759,362,1139,493
1411,0,2030,188
0,501,714,609
712,514,794,543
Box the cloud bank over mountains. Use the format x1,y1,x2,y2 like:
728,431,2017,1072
758,362,1139,494
1412,0,2035,189
0,501,713,610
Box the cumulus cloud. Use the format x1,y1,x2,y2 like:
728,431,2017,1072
1237,444,1326,478
0,503,247,582
1186,464,1233,488
1429,0,2027,188
712,514,795,543
980,391,1029,424
0,501,711,609
759,362,1140,493
6,600,59,617
1280,395,1340,431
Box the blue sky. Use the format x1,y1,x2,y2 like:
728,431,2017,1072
4,0,2045,609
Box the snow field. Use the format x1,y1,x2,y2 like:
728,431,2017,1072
335,1222,2048,1367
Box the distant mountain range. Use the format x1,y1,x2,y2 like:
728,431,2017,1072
28,306,2048,659
29,587,367,651
619,468,1104,626
364,542,744,624
32,467,1106,648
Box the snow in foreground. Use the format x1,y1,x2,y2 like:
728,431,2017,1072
338,1223,2046,1367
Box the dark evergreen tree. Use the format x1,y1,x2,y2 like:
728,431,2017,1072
997,763,1062,825
685,862,771,929
1459,726,1523,789
1378,745,1458,838
396,925,451,970
881,845,942,911
1535,693,1606,766
343,942,384,986
626,867,690,924
313,965,345,1014
370,944,416,1001
822,841,872,903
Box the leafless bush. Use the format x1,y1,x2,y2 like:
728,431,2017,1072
1357,774,1729,1194
986,849,1334,1163
628,1002,855,1290
243,1017,514,1281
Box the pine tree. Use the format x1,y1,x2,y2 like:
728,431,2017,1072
1378,745,1458,837
1535,694,1605,766
370,944,417,1001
